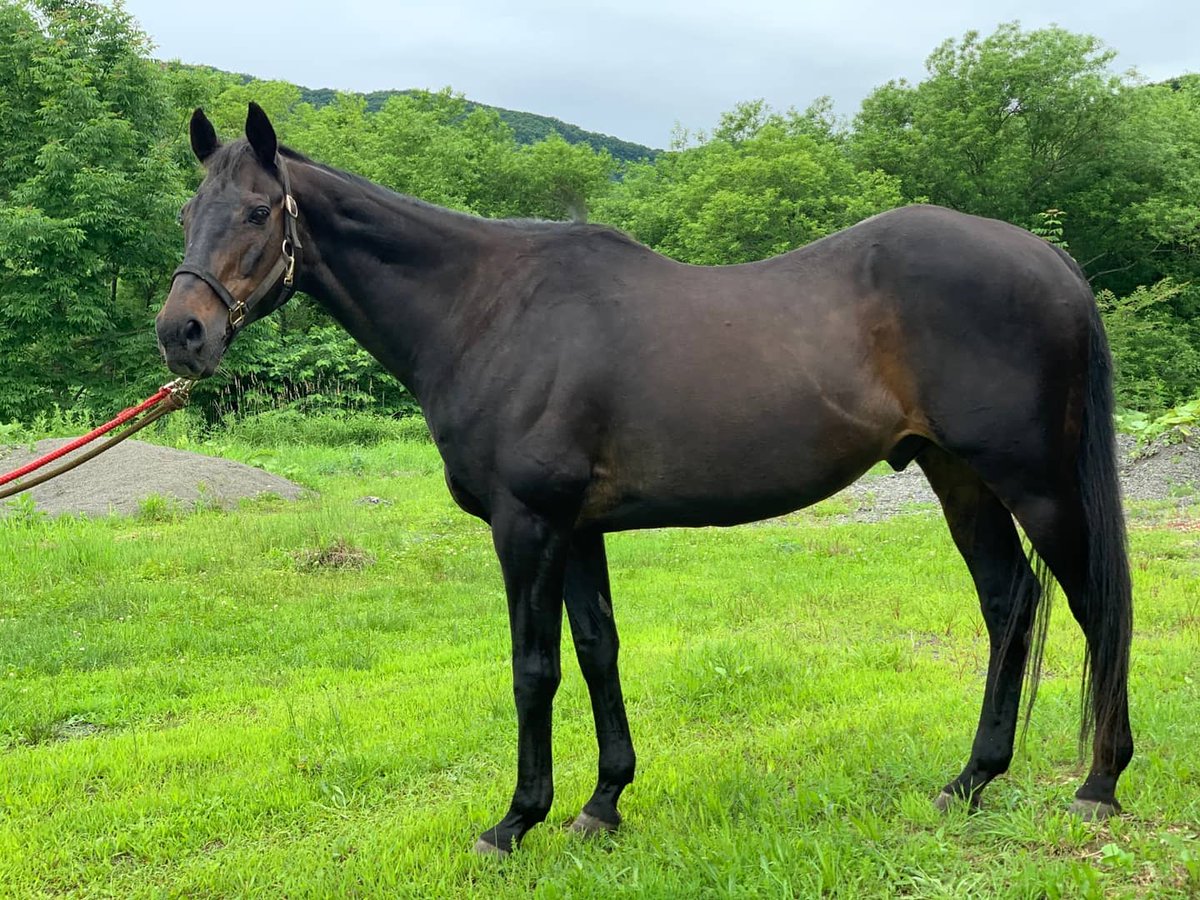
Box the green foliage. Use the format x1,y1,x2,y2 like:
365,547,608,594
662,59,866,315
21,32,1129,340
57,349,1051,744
0,421,25,445
1114,79,1200,292
135,492,180,522
348,90,514,212
219,72,660,162
202,314,416,418
0,491,42,525
595,101,903,264
0,0,189,421
1030,208,1069,250
287,89,616,221
1115,400,1200,446
485,106,657,163
1099,280,1200,414
217,409,430,448
203,78,303,140
852,24,1124,227
500,133,615,220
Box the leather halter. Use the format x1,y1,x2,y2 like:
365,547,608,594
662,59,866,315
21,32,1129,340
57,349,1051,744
171,154,302,332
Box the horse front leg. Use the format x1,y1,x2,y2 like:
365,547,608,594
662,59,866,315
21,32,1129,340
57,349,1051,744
564,529,636,835
475,498,569,856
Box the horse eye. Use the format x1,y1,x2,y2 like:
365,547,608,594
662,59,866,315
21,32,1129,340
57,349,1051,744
249,205,271,225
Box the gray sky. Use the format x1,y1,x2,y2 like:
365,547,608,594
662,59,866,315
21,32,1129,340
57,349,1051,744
124,0,1198,148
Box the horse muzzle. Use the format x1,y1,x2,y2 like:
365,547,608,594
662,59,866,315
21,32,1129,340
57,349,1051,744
155,290,228,379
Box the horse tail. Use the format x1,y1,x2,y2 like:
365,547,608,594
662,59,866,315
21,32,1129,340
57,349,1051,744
1072,260,1133,759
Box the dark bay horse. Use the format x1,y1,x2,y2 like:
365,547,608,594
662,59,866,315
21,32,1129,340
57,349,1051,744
156,104,1133,854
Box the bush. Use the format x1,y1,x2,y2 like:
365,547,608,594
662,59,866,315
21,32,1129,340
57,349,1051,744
1099,279,1200,415
217,409,430,448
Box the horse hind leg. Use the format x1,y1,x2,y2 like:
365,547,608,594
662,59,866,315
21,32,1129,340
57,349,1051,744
1003,487,1133,819
918,446,1047,809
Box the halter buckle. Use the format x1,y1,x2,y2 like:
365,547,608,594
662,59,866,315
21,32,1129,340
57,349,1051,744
229,302,247,329
284,194,298,218
282,238,296,288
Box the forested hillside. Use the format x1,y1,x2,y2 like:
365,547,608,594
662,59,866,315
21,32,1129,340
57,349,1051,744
2,1,1198,428
195,65,659,163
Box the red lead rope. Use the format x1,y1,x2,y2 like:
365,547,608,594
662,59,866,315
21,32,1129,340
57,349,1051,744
0,380,192,489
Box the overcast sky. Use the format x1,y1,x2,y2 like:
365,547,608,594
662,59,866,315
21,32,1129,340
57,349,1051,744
123,0,1198,149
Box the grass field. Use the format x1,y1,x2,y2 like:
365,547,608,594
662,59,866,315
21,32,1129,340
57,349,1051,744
2,421,1198,897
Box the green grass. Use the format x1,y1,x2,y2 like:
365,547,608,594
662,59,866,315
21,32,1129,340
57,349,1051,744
2,432,1198,897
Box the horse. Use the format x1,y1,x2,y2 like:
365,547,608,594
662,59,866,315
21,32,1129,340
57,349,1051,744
156,103,1133,855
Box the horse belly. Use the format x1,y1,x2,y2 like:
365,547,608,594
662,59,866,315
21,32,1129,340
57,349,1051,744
570,279,910,530
579,405,890,530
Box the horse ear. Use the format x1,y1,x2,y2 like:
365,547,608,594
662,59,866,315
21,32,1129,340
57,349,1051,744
190,108,220,163
245,102,278,168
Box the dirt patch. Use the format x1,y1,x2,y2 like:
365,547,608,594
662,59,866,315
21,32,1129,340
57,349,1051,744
292,538,375,572
12,715,104,748
1,438,306,518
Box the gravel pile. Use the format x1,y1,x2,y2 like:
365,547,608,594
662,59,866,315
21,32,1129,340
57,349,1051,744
1117,434,1200,502
0,439,306,518
843,465,939,522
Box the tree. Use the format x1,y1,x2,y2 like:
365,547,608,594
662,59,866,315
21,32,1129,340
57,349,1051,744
1098,280,1200,412
0,0,190,420
498,134,615,221
1076,78,1200,296
851,23,1125,228
596,102,902,265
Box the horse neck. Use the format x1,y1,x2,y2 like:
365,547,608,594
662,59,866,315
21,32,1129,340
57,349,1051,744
288,160,495,403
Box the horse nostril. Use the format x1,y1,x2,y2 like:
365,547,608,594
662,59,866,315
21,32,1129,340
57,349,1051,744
183,317,205,350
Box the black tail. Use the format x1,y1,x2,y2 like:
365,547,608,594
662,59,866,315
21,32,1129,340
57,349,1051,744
1009,553,1054,751
1076,297,1133,759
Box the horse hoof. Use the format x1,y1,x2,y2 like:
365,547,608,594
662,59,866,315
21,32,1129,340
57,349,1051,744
472,838,509,858
1070,798,1120,821
933,790,958,812
570,811,620,836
